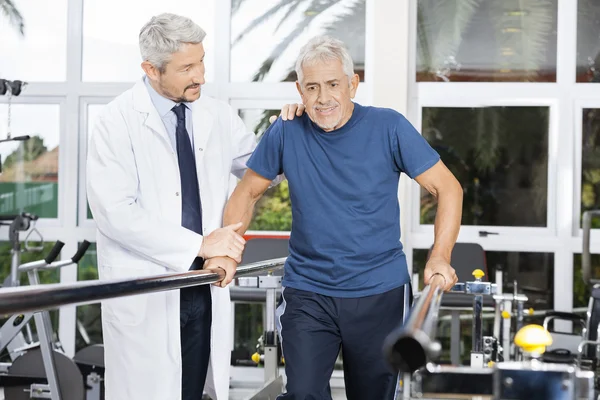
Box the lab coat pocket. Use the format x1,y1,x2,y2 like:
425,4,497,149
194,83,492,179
100,265,149,327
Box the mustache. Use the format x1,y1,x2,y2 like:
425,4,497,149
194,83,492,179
313,102,338,110
185,84,200,90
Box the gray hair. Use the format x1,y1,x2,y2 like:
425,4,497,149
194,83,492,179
295,35,354,85
139,13,206,72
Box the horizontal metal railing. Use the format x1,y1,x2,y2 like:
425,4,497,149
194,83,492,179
0,257,287,316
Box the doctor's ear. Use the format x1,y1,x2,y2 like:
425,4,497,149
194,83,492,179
141,61,160,81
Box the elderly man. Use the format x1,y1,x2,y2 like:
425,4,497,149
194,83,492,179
222,35,463,400
87,13,303,400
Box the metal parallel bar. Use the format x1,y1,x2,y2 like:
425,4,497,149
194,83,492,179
582,210,600,286
382,274,445,373
472,295,483,353
450,310,460,365
0,257,287,316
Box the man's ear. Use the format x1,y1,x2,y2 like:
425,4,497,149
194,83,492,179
141,61,160,81
349,74,360,98
295,80,303,97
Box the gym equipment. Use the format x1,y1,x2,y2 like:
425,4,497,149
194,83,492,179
384,274,599,399
384,209,600,399
414,243,532,366
0,240,93,400
0,79,31,174
0,257,287,400
236,268,284,400
0,79,27,97
0,212,44,288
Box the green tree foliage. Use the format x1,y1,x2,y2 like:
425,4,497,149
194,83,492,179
2,136,47,171
249,180,292,231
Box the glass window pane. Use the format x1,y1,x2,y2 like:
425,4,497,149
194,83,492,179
0,0,67,82
233,303,263,363
573,253,600,308
421,106,549,227
230,0,366,82
76,243,102,351
413,249,554,363
0,104,60,218
417,0,558,82
581,109,600,227
82,1,215,82
238,108,291,231
577,1,600,82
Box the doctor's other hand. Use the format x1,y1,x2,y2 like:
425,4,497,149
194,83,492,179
269,103,305,124
198,222,246,263
204,256,238,288
423,256,458,292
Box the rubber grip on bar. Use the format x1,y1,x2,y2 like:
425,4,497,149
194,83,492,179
72,240,91,263
45,241,65,264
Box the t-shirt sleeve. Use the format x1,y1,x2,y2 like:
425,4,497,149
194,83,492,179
390,112,440,179
246,117,285,180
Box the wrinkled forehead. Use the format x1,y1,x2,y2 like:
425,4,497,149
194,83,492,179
300,58,347,85
166,42,205,67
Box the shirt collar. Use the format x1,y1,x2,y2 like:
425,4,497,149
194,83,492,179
144,75,192,118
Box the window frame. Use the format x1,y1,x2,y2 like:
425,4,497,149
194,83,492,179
410,96,560,240
405,0,591,321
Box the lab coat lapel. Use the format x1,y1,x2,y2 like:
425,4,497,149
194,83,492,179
191,97,213,164
131,79,171,148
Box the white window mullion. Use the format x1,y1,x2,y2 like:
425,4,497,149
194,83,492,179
59,0,85,358
215,0,232,102
418,83,560,104
552,0,579,315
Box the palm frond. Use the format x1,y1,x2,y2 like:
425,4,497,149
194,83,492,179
275,1,305,32
417,0,482,79
323,0,365,41
1,0,24,36
231,0,244,15
576,0,600,81
232,0,297,46
251,0,342,81
492,0,554,82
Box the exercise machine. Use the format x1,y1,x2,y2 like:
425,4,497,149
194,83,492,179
384,209,600,399
384,275,598,399
234,267,285,400
0,78,31,174
1,212,44,288
0,240,100,400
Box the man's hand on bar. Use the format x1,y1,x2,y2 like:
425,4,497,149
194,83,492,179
204,256,238,288
424,256,458,291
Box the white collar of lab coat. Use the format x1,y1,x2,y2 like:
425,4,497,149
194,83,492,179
132,77,214,153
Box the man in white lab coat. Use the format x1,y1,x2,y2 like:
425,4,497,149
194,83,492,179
86,13,302,400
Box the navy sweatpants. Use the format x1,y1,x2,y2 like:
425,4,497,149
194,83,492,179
276,284,412,400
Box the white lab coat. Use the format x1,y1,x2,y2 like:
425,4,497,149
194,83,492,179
86,78,257,400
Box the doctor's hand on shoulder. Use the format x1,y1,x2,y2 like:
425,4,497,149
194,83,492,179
204,256,237,288
270,103,306,124
198,222,246,263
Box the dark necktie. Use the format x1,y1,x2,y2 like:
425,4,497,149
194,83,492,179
172,103,203,270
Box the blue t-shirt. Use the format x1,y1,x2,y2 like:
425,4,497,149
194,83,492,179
247,103,440,297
